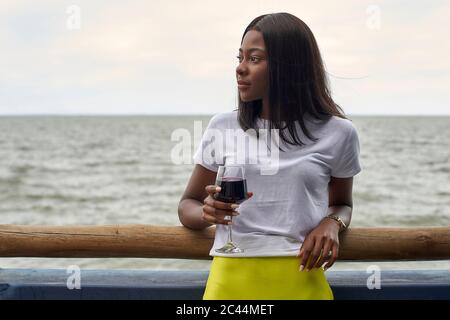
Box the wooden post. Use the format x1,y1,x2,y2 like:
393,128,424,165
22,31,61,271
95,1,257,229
0,224,449,260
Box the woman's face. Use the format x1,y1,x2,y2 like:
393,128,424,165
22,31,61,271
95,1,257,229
236,30,269,102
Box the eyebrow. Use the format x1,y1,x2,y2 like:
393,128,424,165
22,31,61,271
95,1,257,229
238,47,265,53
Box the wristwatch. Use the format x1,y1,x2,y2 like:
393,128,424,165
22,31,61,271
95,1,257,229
325,215,347,230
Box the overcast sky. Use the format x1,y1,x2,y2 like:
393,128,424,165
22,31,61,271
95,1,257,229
1,0,449,115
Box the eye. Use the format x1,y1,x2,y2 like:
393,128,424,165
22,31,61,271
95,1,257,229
236,55,260,63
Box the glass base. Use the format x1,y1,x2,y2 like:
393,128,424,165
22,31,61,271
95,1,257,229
215,242,244,254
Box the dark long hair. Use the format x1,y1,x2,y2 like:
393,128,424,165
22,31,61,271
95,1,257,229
236,12,348,149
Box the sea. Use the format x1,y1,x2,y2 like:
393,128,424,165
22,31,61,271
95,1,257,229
0,115,449,271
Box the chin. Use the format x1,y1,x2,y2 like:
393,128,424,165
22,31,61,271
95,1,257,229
239,93,257,102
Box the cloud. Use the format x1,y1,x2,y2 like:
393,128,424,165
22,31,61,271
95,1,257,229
0,0,448,115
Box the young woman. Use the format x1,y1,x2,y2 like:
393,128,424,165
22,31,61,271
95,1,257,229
178,12,361,300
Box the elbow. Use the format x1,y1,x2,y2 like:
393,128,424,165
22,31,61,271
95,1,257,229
177,199,208,230
177,200,188,227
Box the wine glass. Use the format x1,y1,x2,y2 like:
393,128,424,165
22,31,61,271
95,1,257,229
214,165,248,254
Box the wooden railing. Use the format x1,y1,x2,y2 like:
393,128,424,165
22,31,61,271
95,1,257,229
1,224,449,261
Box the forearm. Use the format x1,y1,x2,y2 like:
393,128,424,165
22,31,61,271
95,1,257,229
178,198,213,230
326,205,352,232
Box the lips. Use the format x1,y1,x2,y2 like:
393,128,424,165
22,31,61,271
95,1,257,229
237,80,251,86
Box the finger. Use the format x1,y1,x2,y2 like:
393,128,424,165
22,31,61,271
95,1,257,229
315,240,332,269
201,210,219,224
323,245,339,271
296,247,303,258
246,192,254,199
314,239,332,268
203,205,240,220
323,248,337,271
306,238,323,271
204,197,240,211
205,185,221,195
298,241,313,271
202,207,234,225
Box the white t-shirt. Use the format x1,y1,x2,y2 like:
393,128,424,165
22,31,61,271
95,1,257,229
193,111,362,257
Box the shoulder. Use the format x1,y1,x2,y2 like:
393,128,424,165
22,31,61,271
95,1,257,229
207,110,238,128
329,115,358,137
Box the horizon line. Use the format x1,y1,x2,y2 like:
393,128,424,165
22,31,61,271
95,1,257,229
0,113,449,117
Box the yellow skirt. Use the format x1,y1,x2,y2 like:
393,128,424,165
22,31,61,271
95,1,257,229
203,256,334,300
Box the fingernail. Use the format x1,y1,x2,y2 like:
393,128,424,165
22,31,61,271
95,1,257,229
299,265,304,272
231,204,239,209
216,187,221,192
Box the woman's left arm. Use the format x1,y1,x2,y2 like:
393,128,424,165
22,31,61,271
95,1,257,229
298,176,354,271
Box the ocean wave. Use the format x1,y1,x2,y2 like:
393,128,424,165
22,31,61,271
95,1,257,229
10,164,34,174
24,192,118,203
109,159,140,166
82,141,112,149
17,145,32,152
433,166,450,173
0,175,23,186
82,161,102,168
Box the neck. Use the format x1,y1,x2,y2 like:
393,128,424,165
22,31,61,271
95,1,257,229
259,97,311,123
260,95,270,120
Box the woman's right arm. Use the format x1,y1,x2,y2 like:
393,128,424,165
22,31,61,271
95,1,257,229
177,165,227,230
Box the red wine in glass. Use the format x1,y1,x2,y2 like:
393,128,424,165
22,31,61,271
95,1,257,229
215,177,248,204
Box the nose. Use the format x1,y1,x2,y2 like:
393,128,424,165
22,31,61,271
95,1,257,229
236,62,247,78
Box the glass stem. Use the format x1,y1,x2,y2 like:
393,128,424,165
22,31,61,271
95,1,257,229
228,216,233,243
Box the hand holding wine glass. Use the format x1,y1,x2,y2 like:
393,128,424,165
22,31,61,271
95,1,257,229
202,185,253,225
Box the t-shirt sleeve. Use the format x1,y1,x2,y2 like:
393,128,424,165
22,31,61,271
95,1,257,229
192,115,225,172
331,125,362,178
